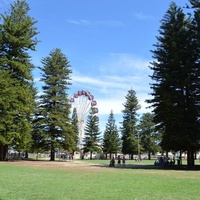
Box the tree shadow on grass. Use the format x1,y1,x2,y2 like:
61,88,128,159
8,159,200,171
95,163,200,171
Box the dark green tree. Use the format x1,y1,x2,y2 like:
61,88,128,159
31,95,49,157
121,88,141,159
147,2,200,167
0,0,39,160
102,110,120,159
187,0,200,165
37,48,73,161
139,113,161,160
83,108,101,159
189,0,200,8
71,108,79,153
0,71,21,160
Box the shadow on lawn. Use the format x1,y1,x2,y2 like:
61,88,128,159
8,159,200,171
95,163,200,171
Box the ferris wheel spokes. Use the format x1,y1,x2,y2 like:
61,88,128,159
70,90,99,149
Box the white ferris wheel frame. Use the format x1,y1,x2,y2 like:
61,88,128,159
70,90,98,148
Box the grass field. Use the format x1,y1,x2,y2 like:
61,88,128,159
0,159,200,200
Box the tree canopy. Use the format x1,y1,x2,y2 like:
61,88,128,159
102,110,120,158
36,48,74,161
0,0,39,160
139,113,161,159
148,2,200,167
121,89,141,159
83,108,101,159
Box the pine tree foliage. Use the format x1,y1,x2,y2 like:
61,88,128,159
0,71,21,160
139,113,161,159
37,48,73,161
102,110,120,158
31,95,49,155
83,108,101,159
71,108,79,152
0,0,39,160
189,0,200,8
121,89,141,159
147,2,200,167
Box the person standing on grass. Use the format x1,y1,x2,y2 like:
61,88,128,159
122,155,126,167
117,155,121,167
109,156,115,167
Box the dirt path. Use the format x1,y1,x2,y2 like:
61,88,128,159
7,159,195,171
9,160,107,172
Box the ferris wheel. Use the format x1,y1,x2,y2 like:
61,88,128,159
70,90,99,148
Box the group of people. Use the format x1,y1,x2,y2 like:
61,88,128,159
154,156,176,166
109,155,126,167
60,153,74,161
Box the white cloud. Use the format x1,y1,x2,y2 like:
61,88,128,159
72,75,103,86
99,53,151,75
97,98,123,115
66,19,91,26
97,92,152,115
133,12,153,20
72,53,152,92
66,19,123,27
34,77,41,82
72,73,150,94
71,53,153,118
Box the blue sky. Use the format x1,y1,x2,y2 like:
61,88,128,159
1,0,187,132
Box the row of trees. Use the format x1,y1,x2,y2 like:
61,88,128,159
0,0,200,168
0,0,159,162
79,0,200,167
83,88,161,161
0,0,78,161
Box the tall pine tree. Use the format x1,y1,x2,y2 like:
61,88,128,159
102,110,120,159
0,0,39,160
121,89,141,159
83,108,101,159
37,48,73,161
139,113,161,160
71,108,79,153
148,2,200,167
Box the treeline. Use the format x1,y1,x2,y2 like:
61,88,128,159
0,0,200,168
102,0,200,167
102,90,161,161
0,0,75,161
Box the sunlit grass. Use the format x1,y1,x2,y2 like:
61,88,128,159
0,160,200,200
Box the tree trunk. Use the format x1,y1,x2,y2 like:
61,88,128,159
166,151,168,158
4,145,8,161
50,145,55,161
187,147,195,167
148,151,151,160
25,151,28,159
0,144,8,161
0,144,4,161
90,151,92,159
131,154,133,160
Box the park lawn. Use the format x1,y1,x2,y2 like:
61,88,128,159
0,160,200,200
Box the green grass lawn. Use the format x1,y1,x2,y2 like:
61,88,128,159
0,159,200,200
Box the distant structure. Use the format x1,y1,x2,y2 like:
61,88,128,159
70,90,98,149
